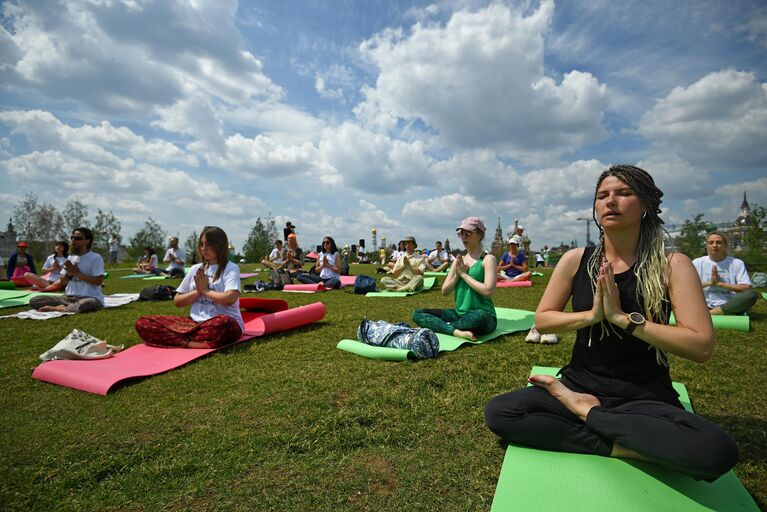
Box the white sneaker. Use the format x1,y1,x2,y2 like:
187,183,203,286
540,333,559,344
525,327,541,343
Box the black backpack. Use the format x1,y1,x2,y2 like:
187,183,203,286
139,285,176,301
353,274,376,294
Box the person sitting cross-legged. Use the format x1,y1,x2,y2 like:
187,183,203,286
381,237,426,292
296,236,342,289
498,235,532,282
426,240,453,272
261,239,287,270
28,228,104,314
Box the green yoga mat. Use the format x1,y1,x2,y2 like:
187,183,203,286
490,366,758,512
669,312,749,332
0,281,17,290
762,292,767,300
424,271,448,276
532,271,543,277
336,308,534,361
0,290,63,309
143,276,168,280
120,274,151,279
366,277,437,297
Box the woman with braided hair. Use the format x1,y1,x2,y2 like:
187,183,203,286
484,165,738,481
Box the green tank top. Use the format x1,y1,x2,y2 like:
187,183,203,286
455,252,496,317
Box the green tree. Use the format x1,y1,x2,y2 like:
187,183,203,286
12,193,66,257
185,230,199,265
93,209,122,257
242,215,278,263
63,197,90,233
128,218,168,260
676,213,716,258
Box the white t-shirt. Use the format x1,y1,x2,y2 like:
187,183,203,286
390,250,402,262
319,252,340,280
269,247,286,265
692,255,752,308
164,247,186,272
428,249,451,265
43,254,68,282
109,238,119,252
177,261,244,331
65,251,105,304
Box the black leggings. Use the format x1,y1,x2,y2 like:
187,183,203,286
484,384,738,481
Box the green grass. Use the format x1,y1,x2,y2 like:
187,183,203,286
1,265,765,511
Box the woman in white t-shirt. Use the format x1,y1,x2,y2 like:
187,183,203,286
23,240,69,290
296,236,342,288
135,226,244,348
133,247,159,274
692,231,758,315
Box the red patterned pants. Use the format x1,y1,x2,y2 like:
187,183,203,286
135,314,242,348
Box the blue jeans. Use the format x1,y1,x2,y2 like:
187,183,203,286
296,273,340,289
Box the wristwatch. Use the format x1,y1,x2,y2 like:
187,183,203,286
625,312,646,334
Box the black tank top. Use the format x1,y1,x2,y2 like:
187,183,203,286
561,247,680,406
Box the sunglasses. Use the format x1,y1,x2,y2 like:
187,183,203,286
323,241,331,244
70,236,86,241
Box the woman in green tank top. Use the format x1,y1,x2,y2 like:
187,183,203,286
412,217,497,341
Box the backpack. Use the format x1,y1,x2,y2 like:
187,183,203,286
269,268,292,290
139,285,176,301
353,274,376,294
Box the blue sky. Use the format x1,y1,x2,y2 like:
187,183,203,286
1,0,765,253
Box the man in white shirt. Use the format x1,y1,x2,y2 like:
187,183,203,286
159,237,187,278
109,234,120,264
29,227,105,313
426,241,452,271
261,239,287,270
382,237,426,291
692,231,757,315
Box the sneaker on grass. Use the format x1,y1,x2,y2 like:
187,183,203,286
525,327,541,343
540,333,559,344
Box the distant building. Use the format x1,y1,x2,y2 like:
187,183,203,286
0,220,17,260
726,192,753,250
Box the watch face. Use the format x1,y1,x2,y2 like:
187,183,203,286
629,312,645,324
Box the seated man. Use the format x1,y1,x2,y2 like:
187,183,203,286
693,231,758,315
426,240,452,271
381,236,425,292
283,234,304,278
498,236,532,282
156,237,186,278
261,239,287,270
29,227,105,313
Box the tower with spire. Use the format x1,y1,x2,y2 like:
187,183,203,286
735,192,753,227
491,217,505,257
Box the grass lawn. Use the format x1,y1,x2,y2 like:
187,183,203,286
1,264,765,511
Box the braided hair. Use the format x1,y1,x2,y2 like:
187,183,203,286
587,165,670,362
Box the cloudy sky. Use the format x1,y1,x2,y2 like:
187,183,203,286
1,0,766,253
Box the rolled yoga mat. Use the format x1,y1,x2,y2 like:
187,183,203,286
336,307,534,361
365,276,437,297
32,300,326,395
0,281,17,290
283,283,328,293
424,271,448,276
496,280,532,288
489,366,759,512
669,312,749,332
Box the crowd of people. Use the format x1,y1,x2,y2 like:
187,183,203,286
4,164,764,485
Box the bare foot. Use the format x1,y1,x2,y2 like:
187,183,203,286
709,307,724,315
38,305,66,312
453,329,477,341
528,374,601,422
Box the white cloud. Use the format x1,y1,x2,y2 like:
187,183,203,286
638,69,767,169
357,1,609,161
0,110,196,166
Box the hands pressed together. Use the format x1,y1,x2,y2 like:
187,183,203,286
591,261,627,326
194,266,210,295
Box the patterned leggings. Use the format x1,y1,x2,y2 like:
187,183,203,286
135,314,242,348
412,308,497,336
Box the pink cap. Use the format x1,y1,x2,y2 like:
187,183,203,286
456,216,486,233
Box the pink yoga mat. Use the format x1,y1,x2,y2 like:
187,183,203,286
239,273,257,279
283,283,327,292
497,280,532,288
32,302,326,395
283,276,356,293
